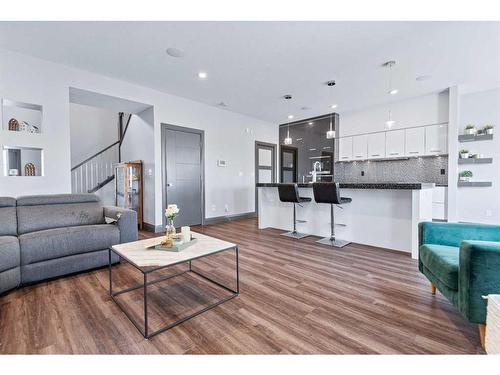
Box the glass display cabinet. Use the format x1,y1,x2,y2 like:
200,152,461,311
115,160,143,229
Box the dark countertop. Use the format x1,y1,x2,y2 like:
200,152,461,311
256,182,436,190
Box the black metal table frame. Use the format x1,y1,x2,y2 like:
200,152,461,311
108,245,239,339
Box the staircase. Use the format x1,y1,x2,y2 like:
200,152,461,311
71,141,119,193
71,113,131,194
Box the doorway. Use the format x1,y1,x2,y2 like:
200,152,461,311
255,141,277,212
161,124,204,228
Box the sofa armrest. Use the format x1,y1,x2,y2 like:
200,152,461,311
459,240,500,323
103,206,138,244
419,222,500,248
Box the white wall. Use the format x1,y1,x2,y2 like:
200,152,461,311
339,91,449,137
457,87,500,224
0,48,277,225
69,103,119,167
120,108,155,225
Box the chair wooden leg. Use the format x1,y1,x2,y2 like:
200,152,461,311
479,324,486,350
431,284,436,295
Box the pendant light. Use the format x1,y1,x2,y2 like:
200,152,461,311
384,60,398,95
326,113,335,139
284,95,293,145
385,110,395,129
326,80,336,139
383,61,398,129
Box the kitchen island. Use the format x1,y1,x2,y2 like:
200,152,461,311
256,183,435,258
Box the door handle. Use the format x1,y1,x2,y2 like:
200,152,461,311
167,183,173,187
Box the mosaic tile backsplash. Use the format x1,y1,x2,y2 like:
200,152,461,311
334,156,448,185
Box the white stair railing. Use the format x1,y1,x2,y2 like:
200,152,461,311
71,141,119,194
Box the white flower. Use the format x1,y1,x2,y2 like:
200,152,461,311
165,204,180,219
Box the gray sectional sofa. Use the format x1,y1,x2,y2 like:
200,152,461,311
0,194,137,295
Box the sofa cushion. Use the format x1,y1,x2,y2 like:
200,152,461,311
16,194,105,234
0,236,20,272
19,224,120,265
0,197,17,236
420,244,459,290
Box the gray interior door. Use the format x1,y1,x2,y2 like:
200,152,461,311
165,127,203,227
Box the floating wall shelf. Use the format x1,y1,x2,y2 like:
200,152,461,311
457,181,492,187
458,134,493,142
458,158,493,165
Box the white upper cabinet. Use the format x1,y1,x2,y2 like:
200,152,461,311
352,135,368,160
405,127,425,156
425,124,448,155
367,132,386,159
338,137,353,161
385,130,405,158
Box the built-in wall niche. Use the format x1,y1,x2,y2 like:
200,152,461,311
3,146,44,177
1,99,43,134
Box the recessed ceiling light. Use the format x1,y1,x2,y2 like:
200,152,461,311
389,89,399,95
198,71,207,79
416,75,432,81
166,47,185,58
308,122,313,125
288,115,294,119
330,104,338,109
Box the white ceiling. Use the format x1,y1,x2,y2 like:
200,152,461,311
0,21,499,123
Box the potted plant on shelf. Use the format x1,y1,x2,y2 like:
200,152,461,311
464,124,477,135
459,170,473,182
484,124,494,135
459,149,470,159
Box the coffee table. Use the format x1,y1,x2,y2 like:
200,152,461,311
108,232,239,339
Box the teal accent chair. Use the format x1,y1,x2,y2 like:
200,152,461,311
418,221,500,348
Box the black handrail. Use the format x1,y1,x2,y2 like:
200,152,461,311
88,175,115,193
71,141,120,171
119,113,132,146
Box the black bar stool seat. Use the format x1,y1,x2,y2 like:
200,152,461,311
312,182,352,247
277,184,311,239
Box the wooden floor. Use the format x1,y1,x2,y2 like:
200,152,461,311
0,218,483,354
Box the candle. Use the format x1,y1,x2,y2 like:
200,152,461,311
181,226,190,243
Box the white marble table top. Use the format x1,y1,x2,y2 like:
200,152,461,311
111,232,237,268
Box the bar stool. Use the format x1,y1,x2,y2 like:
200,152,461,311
312,182,352,247
277,183,312,239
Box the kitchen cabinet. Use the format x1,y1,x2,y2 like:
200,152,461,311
338,137,353,161
432,186,447,221
405,127,425,157
425,124,448,155
385,129,405,158
352,135,368,160
367,132,386,159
